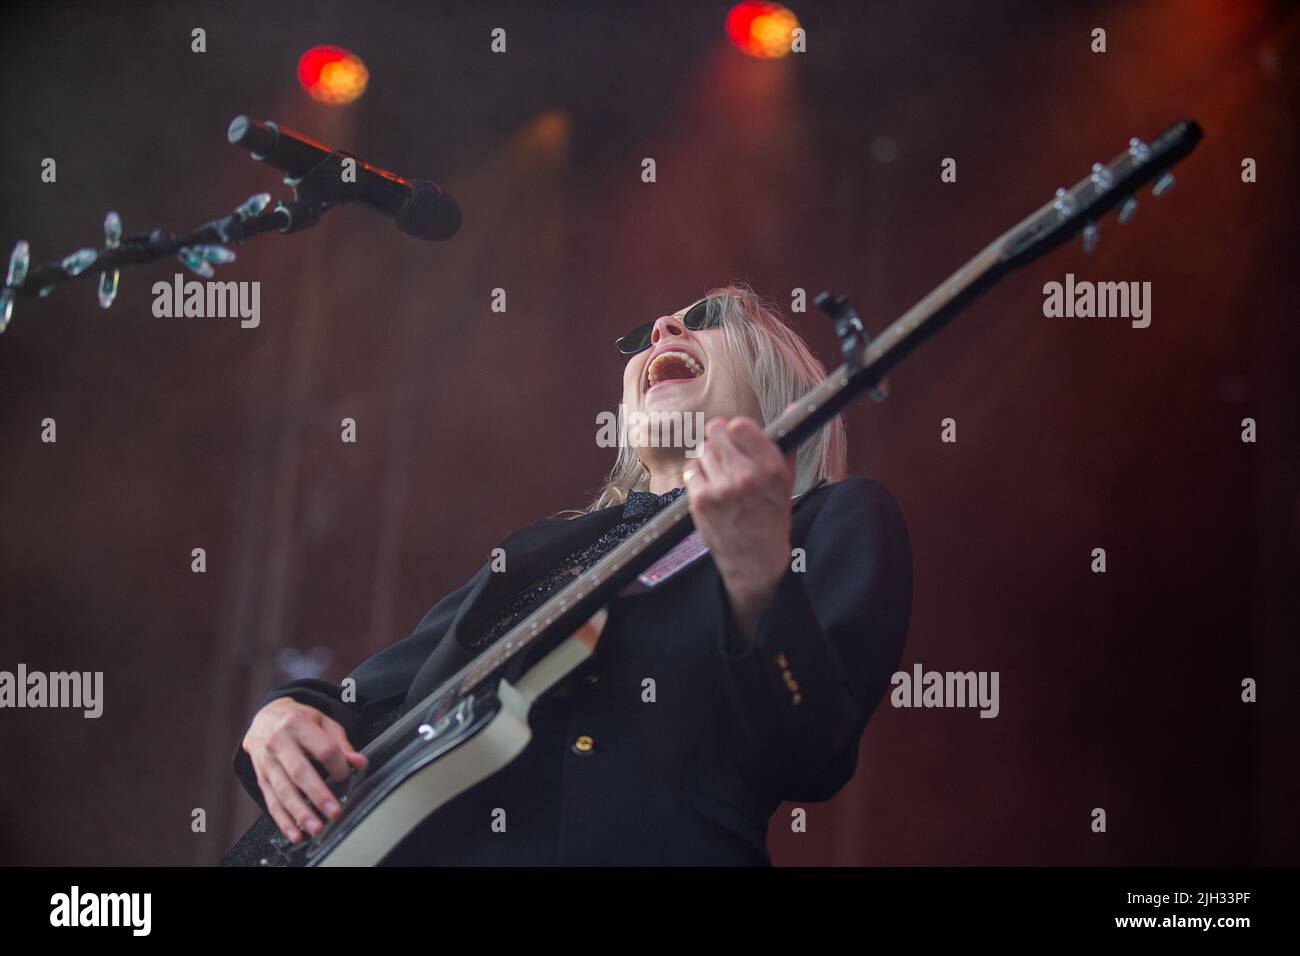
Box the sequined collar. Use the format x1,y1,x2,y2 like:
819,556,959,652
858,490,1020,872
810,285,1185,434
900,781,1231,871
621,486,687,521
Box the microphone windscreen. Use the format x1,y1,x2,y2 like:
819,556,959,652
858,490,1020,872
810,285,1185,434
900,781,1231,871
398,180,463,241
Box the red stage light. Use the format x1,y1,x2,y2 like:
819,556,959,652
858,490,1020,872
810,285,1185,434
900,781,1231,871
297,45,369,104
726,2,800,59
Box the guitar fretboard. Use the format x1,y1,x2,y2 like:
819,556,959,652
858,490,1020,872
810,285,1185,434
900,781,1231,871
362,118,1201,756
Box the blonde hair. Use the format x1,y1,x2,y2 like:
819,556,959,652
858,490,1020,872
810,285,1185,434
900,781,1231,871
583,281,847,513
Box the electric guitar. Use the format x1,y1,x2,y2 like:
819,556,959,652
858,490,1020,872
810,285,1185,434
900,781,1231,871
223,119,1203,866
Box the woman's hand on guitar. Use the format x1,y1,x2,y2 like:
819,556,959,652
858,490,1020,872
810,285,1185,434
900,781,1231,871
241,697,369,844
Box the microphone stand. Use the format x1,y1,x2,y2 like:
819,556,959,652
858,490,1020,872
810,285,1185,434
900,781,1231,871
0,148,351,334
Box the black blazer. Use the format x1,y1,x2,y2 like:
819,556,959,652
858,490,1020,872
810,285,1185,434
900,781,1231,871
231,475,912,865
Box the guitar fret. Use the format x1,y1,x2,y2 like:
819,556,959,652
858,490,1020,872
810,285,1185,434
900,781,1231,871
372,120,1201,746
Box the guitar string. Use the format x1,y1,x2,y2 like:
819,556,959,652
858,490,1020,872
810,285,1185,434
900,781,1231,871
359,371,847,755
359,133,1175,756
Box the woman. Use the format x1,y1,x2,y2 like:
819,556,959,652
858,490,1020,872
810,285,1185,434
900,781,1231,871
231,282,912,865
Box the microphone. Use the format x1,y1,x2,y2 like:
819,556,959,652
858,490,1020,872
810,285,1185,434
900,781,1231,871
226,116,462,241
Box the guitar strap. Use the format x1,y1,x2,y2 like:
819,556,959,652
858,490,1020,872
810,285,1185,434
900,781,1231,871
617,478,826,595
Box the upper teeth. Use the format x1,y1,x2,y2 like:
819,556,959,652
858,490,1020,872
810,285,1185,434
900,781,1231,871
647,350,704,388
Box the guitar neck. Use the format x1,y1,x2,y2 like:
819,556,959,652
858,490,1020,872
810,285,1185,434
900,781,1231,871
365,117,1202,755
366,237,1015,755
376,238,1010,750
767,241,1007,455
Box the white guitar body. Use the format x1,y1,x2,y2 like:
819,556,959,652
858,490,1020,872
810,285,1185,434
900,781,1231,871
315,610,606,867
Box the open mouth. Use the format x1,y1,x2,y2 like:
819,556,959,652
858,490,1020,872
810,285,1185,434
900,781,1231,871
645,350,704,392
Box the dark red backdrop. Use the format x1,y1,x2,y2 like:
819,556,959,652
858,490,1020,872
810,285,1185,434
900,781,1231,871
0,0,1295,865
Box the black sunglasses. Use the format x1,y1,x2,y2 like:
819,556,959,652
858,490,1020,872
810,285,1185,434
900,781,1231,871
615,296,725,356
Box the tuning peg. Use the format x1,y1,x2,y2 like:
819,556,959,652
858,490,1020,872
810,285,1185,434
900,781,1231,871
1053,187,1076,217
1128,137,1151,162
1081,222,1100,253
1152,171,1175,196
1118,196,1138,224
98,211,122,309
1089,162,1113,190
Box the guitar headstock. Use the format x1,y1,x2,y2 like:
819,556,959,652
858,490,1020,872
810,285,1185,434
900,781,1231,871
997,119,1203,268
772,118,1203,457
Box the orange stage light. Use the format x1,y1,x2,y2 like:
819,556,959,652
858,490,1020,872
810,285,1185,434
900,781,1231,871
726,2,800,59
297,45,369,104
